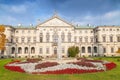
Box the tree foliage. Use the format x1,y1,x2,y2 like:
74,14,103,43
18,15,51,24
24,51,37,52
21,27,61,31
116,48,120,54
0,25,6,50
68,46,79,57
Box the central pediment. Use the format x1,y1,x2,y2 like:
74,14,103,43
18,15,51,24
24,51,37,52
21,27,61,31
38,16,73,27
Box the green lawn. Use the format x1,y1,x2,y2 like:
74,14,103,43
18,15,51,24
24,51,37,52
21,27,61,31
0,57,120,80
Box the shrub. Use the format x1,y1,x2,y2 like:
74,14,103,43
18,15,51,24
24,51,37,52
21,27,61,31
68,46,79,57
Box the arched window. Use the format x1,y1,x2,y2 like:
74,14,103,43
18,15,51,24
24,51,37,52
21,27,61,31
68,32,71,42
82,47,85,53
31,47,35,53
46,32,50,42
40,33,43,42
18,47,22,54
94,47,97,53
11,47,15,54
24,47,28,54
88,47,91,53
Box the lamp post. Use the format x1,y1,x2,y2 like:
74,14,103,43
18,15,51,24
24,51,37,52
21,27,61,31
28,44,30,58
79,44,81,57
91,43,94,57
15,43,17,58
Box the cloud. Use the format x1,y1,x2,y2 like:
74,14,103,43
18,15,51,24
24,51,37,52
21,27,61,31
0,4,28,14
0,0,120,26
0,15,17,25
71,10,120,26
103,10,120,19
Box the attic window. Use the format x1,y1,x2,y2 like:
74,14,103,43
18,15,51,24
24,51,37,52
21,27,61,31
16,31,18,33
117,29,119,31
28,30,30,33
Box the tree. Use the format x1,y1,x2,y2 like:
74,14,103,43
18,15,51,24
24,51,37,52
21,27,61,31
68,46,79,57
0,25,6,50
116,48,120,54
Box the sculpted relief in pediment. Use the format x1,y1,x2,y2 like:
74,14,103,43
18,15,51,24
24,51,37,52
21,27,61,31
39,17,72,27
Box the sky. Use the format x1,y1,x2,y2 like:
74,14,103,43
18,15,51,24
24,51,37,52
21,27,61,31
0,0,120,26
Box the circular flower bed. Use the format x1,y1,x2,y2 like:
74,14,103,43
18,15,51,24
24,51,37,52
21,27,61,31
4,58,116,74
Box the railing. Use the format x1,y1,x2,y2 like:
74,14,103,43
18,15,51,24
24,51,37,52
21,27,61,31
52,42,58,46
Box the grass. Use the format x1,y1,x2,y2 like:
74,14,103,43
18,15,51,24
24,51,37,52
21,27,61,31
0,57,120,80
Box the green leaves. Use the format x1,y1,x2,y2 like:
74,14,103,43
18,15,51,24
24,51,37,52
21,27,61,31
68,46,79,57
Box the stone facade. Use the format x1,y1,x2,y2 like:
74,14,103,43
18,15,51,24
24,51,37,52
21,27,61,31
1,15,120,58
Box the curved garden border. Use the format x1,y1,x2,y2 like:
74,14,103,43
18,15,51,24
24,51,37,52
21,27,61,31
4,58,116,74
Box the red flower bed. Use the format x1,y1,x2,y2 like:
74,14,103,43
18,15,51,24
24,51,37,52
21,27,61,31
68,62,96,67
32,68,104,74
4,65,25,73
105,62,116,70
35,62,59,69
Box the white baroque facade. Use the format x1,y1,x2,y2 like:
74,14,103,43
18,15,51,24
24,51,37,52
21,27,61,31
1,14,120,58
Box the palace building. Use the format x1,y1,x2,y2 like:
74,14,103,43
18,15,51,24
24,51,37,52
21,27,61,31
1,14,120,58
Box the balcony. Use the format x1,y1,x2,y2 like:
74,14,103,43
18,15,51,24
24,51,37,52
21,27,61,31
52,42,58,46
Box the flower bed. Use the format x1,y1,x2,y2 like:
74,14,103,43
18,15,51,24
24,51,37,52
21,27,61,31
32,68,104,74
104,62,116,70
4,65,25,73
35,62,59,69
4,58,116,74
68,62,96,67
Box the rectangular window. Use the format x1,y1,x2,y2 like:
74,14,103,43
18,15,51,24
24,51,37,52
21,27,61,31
40,37,43,42
79,37,82,42
91,37,93,42
103,36,106,42
27,37,31,43
46,36,49,42
110,36,113,42
21,37,24,43
33,37,36,43
46,47,49,54
39,48,42,54
62,47,65,53
117,36,120,42
62,37,64,42
85,37,88,42
103,48,106,53
74,37,77,42
111,48,114,53
16,38,18,43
